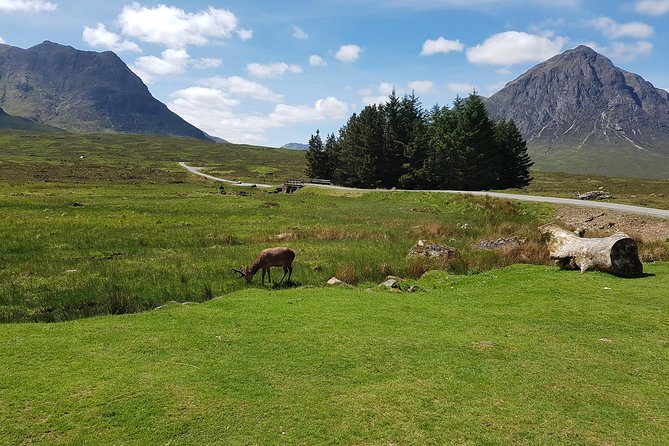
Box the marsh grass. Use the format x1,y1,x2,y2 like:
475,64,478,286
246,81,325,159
0,131,664,322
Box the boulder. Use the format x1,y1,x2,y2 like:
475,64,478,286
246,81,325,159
408,239,460,259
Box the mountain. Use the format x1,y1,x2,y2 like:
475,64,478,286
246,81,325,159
281,142,308,150
204,132,230,144
0,41,208,140
485,45,669,179
0,106,62,131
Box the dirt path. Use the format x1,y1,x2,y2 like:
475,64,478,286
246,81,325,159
179,162,669,221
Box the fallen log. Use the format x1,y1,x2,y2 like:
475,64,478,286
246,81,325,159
539,224,643,278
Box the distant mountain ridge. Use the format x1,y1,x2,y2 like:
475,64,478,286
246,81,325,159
0,41,208,140
281,142,308,150
485,45,669,179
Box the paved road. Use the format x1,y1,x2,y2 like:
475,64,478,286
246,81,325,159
179,162,669,219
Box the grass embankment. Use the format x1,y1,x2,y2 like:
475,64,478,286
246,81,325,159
1,263,668,445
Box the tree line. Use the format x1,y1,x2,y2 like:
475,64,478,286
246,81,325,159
305,91,533,190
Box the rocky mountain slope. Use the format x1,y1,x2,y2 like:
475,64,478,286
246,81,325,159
0,41,208,140
486,45,669,178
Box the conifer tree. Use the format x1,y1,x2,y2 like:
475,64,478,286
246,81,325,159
495,120,534,188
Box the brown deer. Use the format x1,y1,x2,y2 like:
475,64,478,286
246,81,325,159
232,247,295,285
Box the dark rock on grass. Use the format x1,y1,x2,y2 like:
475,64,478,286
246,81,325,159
408,239,460,259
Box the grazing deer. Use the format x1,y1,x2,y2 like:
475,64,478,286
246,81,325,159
232,247,295,285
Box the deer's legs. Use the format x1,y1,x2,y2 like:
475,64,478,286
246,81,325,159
266,268,272,284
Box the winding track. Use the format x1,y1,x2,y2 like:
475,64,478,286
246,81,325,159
179,162,669,219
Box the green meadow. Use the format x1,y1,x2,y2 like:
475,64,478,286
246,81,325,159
1,131,668,444
1,265,668,445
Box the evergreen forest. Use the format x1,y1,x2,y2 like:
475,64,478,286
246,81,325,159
305,91,533,190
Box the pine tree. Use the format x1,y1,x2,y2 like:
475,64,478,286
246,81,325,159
495,120,534,188
305,130,329,179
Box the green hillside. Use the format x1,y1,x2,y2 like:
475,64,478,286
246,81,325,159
1,264,668,445
0,109,62,132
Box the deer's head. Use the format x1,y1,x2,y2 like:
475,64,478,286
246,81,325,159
232,267,253,284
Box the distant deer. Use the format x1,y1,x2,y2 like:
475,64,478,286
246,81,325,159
232,247,295,285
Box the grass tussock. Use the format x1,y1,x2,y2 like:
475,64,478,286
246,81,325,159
638,241,669,262
335,265,359,284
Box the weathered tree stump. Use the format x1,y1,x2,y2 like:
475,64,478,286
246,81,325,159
539,224,643,278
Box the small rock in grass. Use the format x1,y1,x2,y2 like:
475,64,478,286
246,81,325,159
380,279,398,289
599,338,614,343
408,285,419,293
326,277,345,286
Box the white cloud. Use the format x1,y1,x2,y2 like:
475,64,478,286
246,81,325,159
168,91,349,144
336,44,361,63
635,0,669,15
292,25,308,39
237,28,253,41
191,58,222,69
269,97,349,125
408,80,434,94
378,82,395,95
0,36,5,44
247,62,302,78
447,82,476,95
589,17,653,39
362,80,434,104
362,96,390,106
118,3,242,48
203,76,283,102
82,23,142,53
420,37,464,55
309,55,327,67
607,41,653,62
496,68,512,75
0,0,56,12
132,49,190,83
467,31,566,66
377,0,581,10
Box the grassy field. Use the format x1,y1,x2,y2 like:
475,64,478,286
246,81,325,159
1,263,668,445
2,131,669,444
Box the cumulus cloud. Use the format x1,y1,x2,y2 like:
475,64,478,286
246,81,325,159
0,36,5,44
132,49,190,83
447,82,476,95
131,49,221,83
247,62,302,78
589,17,653,39
309,55,327,66
420,37,464,55
0,0,56,12
82,23,142,53
362,80,434,105
292,25,308,39
168,91,349,144
118,3,243,48
408,80,434,94
237,28,253,41
336,44,361,63
467,31,566,66
191,58,223,69
607,41,653,62
635,0,669,15
203,76,283,102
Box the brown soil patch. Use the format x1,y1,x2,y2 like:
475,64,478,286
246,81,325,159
553,207,669,242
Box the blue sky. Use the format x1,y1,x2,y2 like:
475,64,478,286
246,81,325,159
1,0,669,147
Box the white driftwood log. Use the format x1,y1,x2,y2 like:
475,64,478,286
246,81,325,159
540,224,643,278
